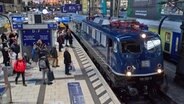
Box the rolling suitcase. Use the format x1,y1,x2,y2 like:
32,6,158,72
47,70,55,81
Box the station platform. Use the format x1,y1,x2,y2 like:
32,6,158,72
0,35,120,104
164,61,184,104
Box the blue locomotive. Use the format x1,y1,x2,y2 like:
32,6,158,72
72,17,165,96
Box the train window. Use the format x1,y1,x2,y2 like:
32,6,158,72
96,31,101,43
82,23,85,32
87,26,89,34
113,42,117,52
121,41,141,53
101,34,107,47
145,37,161,51
165,32,171,43
89,27,92,35
92,29,96,39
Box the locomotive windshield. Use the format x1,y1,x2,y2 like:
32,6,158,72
121,41,141,53
144,37,161,51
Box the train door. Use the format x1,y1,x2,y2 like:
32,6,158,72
171,32,181,62
107,38,113,64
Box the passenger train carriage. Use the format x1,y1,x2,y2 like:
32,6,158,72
71,17,165,96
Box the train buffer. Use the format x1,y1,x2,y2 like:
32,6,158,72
0,36,121,104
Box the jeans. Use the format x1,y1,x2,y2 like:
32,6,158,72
42,68,49,83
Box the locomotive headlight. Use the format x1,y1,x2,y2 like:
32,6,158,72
157,68,162,73
157,64,163,73
126,71,132,76
141,33,146,39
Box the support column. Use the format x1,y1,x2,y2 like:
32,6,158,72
175,19,184,86
110,0,120,17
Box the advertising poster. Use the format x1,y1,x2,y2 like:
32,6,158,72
22,29,51,46
127,0,161,20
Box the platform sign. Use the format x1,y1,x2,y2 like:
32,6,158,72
22,29,51,46
61,6,67,13
13,24,23,29
65,4,77,13
12,16,24,23
68,82,85,104
0,5,3,13
47,23,57,29
61,4,82,13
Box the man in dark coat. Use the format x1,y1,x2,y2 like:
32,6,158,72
9,32,15,47
63,48,71,75
11,40,20,59
67,29,73,48
1,33,8,47
57,33,64,52
1,47,10,66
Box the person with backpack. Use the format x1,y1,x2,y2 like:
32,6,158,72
39,55,52,85
14,54,27,86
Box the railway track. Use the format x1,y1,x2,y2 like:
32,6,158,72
114,88,177,104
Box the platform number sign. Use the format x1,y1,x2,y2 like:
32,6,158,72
61,4,82,13
0,5,3,13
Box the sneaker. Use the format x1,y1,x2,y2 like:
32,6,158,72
56,65,60,67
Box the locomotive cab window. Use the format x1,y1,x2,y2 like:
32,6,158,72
121,41,141,53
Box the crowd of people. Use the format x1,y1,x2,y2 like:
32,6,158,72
0,25,74,86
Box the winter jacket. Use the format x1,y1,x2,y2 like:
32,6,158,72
14,60,26,72
64,50,71,64
50,47,58,58
11,43,20,54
